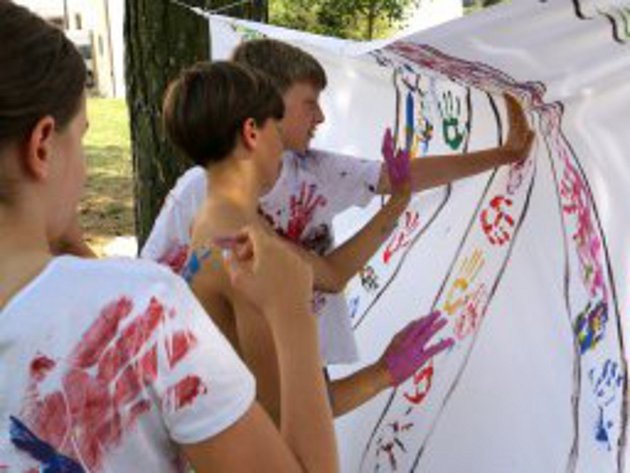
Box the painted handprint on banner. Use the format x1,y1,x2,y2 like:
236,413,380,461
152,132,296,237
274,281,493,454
402,364,434,406
589,359,624,449
559,153,605,298
453,283,490,341
360,265,380,292
480,195,515,246
443,249,486,317
438,91,467,150
383,210,421,264
397,68,435,157
575,300,608,354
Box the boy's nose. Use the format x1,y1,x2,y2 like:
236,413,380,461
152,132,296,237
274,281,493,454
314,104,325,124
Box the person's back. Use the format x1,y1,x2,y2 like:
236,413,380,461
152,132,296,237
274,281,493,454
0,256,254,471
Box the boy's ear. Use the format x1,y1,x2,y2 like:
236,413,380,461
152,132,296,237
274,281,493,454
240,118,259,152
23,115,57,180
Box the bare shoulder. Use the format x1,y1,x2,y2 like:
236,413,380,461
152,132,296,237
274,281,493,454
186,200,253,345
188,200,249,290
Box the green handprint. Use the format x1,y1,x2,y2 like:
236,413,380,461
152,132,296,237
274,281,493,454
438,91,466,150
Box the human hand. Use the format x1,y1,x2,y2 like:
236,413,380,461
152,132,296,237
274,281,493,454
382,127,411,195
220,225,314,316
380,311,454,387
501,93,535,164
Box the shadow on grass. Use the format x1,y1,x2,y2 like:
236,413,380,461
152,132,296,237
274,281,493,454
81,145,134,245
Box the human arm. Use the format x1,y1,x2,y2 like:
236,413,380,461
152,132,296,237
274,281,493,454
171,293,330,472
375,93,535,195
182,403,322,473
288,190,409,293
231,295,282,424
212,226,338,472
285,133,412,293
328,311,454,417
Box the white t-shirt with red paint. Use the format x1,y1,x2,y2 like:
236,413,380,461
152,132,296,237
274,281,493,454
141,149,382,364
0,256,255,472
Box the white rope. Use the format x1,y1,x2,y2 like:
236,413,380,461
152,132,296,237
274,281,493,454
170,0,253,17
210,0,251,14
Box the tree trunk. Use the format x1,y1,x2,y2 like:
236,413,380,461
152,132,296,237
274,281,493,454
126,1,268,249
367,1,376,40
125,0,213,249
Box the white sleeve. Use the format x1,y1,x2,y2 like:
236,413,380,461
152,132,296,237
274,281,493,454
311,149,382,213
140,167,207,273
152,273,255,444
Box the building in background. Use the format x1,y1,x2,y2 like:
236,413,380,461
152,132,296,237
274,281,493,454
13,0,126,99
90,0,125,98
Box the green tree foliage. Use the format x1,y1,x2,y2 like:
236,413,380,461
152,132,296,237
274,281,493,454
464,0,510,14
270,0,421,40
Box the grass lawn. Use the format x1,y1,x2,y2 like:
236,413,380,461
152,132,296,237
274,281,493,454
81,98,134,255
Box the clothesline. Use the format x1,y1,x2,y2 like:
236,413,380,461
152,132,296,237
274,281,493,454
170,0,258,16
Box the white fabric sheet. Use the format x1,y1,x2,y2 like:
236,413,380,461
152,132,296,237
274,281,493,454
195,2,629,471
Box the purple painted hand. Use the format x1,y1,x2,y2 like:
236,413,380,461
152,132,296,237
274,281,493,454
381,127,411,191
381,310,454,387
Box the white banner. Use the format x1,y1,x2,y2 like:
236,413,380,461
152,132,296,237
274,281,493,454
200,2,630,471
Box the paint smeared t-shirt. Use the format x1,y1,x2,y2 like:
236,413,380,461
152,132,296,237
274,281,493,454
141,149,382,364
0,256,255,472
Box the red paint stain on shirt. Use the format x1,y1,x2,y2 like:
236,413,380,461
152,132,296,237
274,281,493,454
164,375,208,411
19,296,175,470
30,355,56,381
166,330,198,369
97,298,165,384
72,297,134,368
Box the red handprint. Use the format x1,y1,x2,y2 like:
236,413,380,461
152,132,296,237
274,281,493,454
403,364,434,406
453,284,489,341
480,195,514,246
15,296,204,471
383,210,421,264
286,182,327,242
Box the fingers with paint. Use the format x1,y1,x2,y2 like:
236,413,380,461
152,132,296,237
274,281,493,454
381,310,454,387
382,127,411,191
